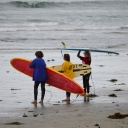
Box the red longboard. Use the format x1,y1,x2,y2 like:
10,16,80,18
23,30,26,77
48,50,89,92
10,58,84,94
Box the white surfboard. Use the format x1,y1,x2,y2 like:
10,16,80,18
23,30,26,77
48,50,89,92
50,64,91,78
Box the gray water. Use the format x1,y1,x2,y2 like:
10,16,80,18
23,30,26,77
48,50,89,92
0,0,128,52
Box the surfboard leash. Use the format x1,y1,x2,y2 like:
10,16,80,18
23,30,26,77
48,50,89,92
90,73,95,95
45,90,80,104
70,93,80,103
45,89,53,104
61,50,63,57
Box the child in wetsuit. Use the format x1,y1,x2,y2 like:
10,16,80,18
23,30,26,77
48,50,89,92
77,50,91,96
30,51,46,104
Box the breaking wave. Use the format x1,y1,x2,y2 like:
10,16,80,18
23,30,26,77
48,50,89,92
1,1,127,9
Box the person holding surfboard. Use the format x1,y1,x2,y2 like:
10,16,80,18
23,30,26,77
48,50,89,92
62,54,74,101
77,50,91,96
30,51,47,104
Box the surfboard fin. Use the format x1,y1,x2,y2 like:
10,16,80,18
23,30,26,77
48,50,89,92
76,93,80,98
61,42,66,49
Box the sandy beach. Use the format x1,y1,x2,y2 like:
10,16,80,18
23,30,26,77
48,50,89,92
0,46,128,128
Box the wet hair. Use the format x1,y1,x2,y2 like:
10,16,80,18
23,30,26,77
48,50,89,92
84,51,91,61
64,54,70,61
35,51,44,58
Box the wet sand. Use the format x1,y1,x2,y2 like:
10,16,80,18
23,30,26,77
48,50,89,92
0,48,128,128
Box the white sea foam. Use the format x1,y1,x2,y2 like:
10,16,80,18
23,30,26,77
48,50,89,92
0,0,128,51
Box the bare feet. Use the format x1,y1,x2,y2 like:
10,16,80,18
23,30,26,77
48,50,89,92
62,98,70,101
39,100,43,104
85,93,89,96
80,93,86,96
31,100,37,104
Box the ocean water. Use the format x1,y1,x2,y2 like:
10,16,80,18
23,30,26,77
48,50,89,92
0,0,128,52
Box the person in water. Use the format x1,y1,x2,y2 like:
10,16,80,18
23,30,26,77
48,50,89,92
62,54,74,101
30,51,47,104
77,50,91,96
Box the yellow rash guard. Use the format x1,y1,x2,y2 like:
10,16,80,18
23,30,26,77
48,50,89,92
62,61,74,79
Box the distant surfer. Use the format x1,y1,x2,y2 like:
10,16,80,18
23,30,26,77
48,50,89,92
62,54,74,101
77,50,91,96
30,51,47,104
